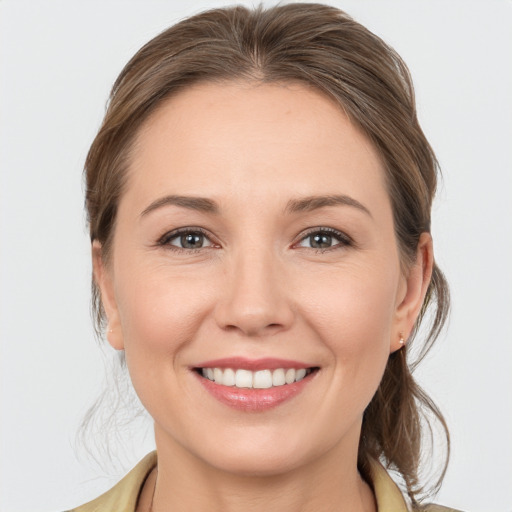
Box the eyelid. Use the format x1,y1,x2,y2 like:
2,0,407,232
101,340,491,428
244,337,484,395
157,227,218,249
293,227,353,250
156,226,352,252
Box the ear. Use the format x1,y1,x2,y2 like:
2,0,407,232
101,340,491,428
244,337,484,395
391,232,434,353
92,240,124,350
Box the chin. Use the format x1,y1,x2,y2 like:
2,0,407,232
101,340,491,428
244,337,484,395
157,420,317,477
187,422,339,478
203,445,309,477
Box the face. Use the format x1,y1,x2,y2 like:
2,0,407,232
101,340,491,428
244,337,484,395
95,81,429,476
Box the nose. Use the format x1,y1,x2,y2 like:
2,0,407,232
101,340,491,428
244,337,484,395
214,248,294,337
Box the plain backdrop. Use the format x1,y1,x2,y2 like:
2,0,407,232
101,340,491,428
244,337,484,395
1,1,511,511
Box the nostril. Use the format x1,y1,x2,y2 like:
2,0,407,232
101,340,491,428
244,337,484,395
214,290,295,337
222,322,284,336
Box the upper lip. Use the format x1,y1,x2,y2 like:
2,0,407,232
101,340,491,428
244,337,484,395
193,357,316,371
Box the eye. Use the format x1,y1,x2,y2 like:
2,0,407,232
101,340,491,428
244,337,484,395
296,228,351,251
159,228,214,250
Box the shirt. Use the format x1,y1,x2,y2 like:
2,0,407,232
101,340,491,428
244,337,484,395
69,452,462,512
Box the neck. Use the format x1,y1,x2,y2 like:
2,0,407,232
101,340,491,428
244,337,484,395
144,425,376,512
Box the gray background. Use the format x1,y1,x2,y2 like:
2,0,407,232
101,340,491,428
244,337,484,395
1,1,511,511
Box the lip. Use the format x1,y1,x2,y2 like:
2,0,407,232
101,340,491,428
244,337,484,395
193,357,312,371
192,358,319,412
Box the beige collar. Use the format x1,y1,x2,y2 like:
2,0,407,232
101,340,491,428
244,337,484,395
369,458,409,512
72,451,410,512
71,452,157,512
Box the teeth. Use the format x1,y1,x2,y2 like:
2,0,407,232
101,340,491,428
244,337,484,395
200,367,312,388
253,370,272,389
223,368,236,386
235,369,253,388
285,368,296,384
295,368,307,381
213,368,223,385
272,368,286,386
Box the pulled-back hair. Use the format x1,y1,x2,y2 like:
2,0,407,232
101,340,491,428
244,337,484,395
84,3,450,505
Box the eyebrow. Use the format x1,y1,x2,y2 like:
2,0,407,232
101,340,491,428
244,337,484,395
140,195,219,217
285,194,372,217
140,193,371,218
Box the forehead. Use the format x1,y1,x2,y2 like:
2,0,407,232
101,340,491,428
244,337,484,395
125,81,388,212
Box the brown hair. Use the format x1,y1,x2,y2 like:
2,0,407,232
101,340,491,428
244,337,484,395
85,3,449,504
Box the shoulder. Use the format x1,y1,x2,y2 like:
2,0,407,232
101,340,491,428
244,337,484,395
69,452,157,512
368,459,464,512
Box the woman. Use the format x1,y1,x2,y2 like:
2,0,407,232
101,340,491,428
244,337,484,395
73,4,458,511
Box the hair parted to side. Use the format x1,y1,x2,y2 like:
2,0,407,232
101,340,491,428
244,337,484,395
84,3,450,505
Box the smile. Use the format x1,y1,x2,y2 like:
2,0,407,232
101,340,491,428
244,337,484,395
193,358,319,411
200,367,314,389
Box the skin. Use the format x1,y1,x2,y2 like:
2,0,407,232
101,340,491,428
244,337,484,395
93,81,433,512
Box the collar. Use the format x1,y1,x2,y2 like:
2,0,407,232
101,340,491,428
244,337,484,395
71,452,157,512
71,451,410,512
368,458,409,512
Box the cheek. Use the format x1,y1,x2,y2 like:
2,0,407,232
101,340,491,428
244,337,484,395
112,261,221,421
115,264,214,365
302,258,398,341
297,258,399,398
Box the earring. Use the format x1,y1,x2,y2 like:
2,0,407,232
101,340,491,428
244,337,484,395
399,332,405,346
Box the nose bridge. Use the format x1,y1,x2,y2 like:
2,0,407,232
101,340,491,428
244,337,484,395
215,241,293,336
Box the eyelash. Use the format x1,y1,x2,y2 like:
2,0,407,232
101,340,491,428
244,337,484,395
294,227,353,252
157,227,215,252
157,227,353,253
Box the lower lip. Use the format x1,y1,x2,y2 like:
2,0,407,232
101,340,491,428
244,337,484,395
195,371,316,412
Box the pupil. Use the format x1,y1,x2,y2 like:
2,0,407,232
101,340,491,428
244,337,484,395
311,233,331,248
181,233,203,248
